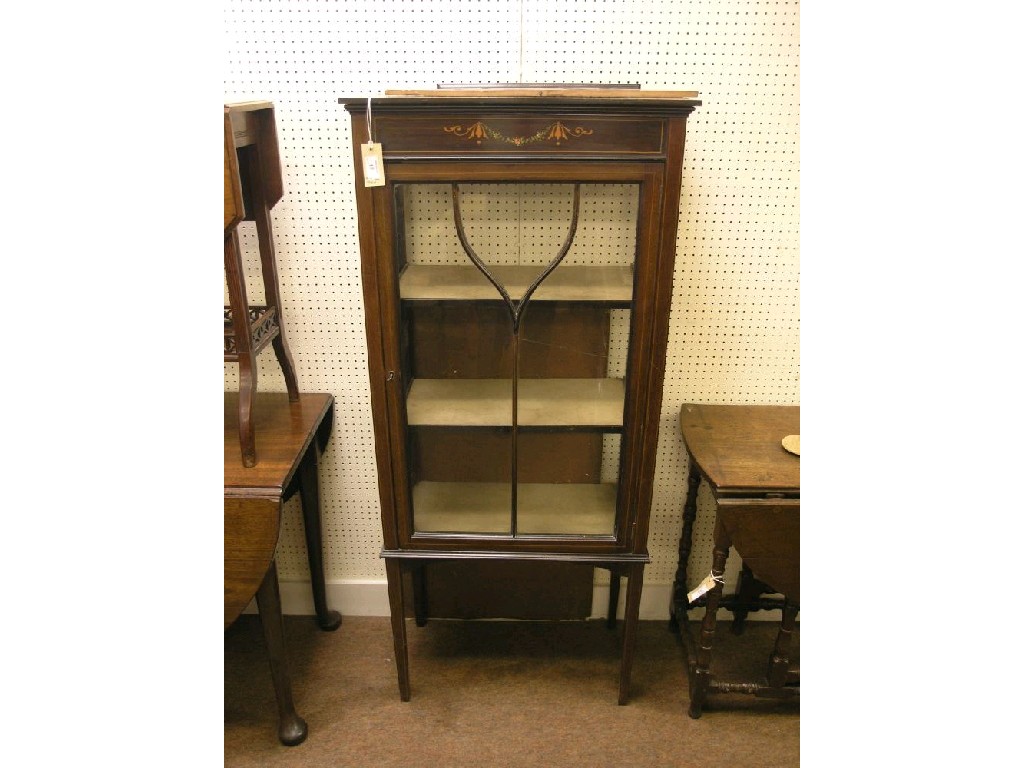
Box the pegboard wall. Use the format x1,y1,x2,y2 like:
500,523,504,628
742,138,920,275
224,0,799,615
401,184,638,267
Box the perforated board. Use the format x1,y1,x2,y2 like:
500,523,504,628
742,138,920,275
224,0,799,603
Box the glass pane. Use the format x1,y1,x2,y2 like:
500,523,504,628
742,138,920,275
396,182,639,538
408,426,513,535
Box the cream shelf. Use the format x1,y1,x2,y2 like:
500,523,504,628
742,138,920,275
399,264,634,303
406,378,625,427
411,481,617,535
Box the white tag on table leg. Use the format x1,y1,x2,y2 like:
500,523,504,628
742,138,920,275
361,142,385,187
687,572,723,604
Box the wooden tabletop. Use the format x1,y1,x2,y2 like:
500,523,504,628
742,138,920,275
224,392,333,627
224,392,334,495
679,404,799,496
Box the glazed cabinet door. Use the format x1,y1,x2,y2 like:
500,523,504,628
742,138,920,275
383,177,659,547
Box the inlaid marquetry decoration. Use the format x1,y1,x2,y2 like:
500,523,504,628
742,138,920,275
444,120,594,147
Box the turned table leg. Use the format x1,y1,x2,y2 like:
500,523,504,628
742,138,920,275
255,560,308,746
767,599,799,689
689,539,729,719
670,457,701,632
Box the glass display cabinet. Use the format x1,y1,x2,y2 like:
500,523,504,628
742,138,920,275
341,87,700,704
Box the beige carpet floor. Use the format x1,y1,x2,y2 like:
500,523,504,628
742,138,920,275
225,614,799,767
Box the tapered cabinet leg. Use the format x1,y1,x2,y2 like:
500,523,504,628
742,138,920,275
298,446,341,631
255,560,308,746
617,563,644,705
385,559,411,701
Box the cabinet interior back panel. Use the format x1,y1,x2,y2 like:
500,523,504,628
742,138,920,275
224,0,799,594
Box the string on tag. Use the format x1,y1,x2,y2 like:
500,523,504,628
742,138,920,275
366,95,374,146
360,96,385,187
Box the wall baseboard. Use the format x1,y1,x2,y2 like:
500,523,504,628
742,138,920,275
244,579,782,622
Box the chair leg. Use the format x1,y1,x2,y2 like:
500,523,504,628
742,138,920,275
272,334,300,400
246,145,300,400
225,229,258,467
236,355,257,468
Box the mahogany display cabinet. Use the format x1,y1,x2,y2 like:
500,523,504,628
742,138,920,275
340,88,700,704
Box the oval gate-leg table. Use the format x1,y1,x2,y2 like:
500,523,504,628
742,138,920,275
224,391,341,745
670,403,800,718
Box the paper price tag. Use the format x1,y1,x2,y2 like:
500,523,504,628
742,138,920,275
686,572,721,604
361,142,385,187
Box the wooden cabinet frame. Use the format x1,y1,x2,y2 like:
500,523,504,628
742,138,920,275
341,90,699,704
